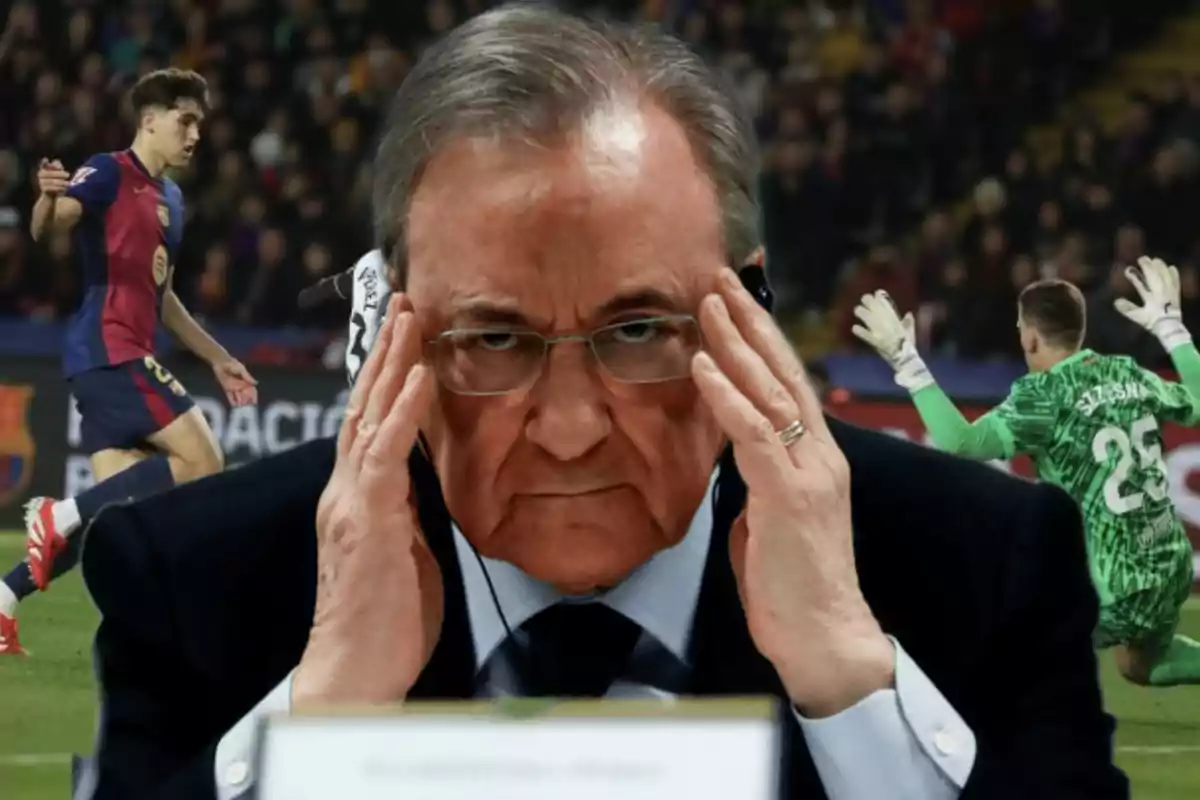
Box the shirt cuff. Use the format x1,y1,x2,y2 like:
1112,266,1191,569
792,638,975,799
214,670,295,800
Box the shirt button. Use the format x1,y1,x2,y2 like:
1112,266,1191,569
224,760,250,786
934,729,957,757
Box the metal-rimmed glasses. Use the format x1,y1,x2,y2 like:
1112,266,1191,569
425,314,702,396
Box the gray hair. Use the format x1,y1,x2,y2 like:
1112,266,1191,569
372,1,761,287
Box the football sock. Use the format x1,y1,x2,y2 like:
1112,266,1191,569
1,562,37,609
51,499,81,535
1147,634,1200,686
1,535,87,605
74,455,175,522
46,532,85,584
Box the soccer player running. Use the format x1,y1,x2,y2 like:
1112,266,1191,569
0,69,257,655
852,256,1200,688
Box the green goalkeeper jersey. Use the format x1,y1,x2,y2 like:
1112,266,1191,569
911,345,1200,605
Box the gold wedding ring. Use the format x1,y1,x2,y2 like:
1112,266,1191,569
777,420,806,447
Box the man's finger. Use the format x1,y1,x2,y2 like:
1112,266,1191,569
691,351,793,490
362,364,435,491
717,269,831,440
699,294,800,433
339,295,400,460
351,310,417,468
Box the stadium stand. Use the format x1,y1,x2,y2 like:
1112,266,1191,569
0,0,1195,368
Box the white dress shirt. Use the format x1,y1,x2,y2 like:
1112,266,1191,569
214,475,976,799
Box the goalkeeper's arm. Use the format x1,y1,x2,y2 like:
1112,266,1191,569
1120,256,1200,403
1160,335,1200,404
910,384,1012,461
851,290,1012,461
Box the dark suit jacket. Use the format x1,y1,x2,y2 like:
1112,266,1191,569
79,418,1129,799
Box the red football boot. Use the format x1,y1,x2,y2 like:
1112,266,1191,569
24,497,67,591
0,612,26,656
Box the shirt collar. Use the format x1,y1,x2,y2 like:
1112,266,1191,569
1050,348,1094,373
124,149,159,182
453,470,718,671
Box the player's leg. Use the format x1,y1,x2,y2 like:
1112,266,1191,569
2,366,179,653
1144,632,1200,685
1095,595,1152,682
0,446,154,654
1114,629,1200,686
91,447,152,481
1111,570,1200,685
1142,565,1200,686
144,405,224,483
0,446,151,654
24,359,218,589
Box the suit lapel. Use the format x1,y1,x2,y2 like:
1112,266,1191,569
405,447,477,700
689,446,827,799
689,448,781,696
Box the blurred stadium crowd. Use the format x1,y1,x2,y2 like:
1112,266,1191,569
0,0,1196,366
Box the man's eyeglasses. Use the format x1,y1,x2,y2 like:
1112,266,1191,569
425,315,702,396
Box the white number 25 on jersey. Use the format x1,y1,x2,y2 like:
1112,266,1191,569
1091,415,1169,515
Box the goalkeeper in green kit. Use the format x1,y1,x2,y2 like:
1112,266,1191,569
853,256,1200,687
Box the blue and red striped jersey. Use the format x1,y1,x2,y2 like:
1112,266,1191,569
61,150,185,377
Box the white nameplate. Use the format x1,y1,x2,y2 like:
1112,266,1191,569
256,698,779,800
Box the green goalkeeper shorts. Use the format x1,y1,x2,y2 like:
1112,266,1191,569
1094,558,1195,650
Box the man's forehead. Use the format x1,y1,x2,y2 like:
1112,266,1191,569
405,102,725,314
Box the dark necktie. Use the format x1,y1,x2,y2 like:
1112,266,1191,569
515,602,643,698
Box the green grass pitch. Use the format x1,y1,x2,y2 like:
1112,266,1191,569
1,536,1199,798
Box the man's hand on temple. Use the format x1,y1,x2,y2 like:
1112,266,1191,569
693,269,894,718
291,294,443,708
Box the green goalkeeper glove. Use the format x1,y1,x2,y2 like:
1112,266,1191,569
851,290,934,392
1115,255,1192,351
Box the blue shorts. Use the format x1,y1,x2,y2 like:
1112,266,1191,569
69,357,196,455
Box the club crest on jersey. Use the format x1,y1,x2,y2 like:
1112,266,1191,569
152,245,169,286
157,204,170,227
0,384,35,510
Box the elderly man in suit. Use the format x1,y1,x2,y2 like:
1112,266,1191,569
77,5,1127,800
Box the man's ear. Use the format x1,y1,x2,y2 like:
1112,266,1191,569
737,245,772,312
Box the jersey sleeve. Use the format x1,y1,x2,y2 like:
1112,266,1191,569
64,153,120,214
1144,342,1200,426
911,384,1010,460
983,376,1059,455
